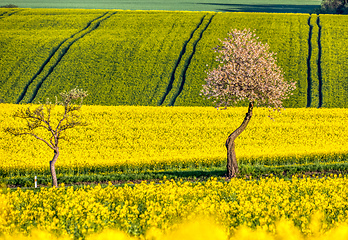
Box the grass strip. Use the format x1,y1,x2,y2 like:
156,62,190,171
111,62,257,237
3,162,348,188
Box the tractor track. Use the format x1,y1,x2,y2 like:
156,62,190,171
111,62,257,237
168,14,215,106
306,16,313,108
16,11,116,104
306,14,323,108
157,15,207,106
158,13,215,106
0,9,21,19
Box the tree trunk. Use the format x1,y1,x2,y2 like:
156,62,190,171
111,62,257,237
50,148,59,187
225,102,253,178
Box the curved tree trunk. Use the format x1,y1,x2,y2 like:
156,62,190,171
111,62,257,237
226,102,253,178
50,148,59,187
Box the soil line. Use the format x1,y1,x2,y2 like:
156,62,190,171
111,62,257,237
169,15,215,106
17,12,115,104
158,15,206,106
0,9,21,19
169,14,215,106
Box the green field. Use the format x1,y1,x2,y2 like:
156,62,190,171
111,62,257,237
1,9,347,108
27,11,209,106
0,9,108,104
2,0,321,13
320,15,348,108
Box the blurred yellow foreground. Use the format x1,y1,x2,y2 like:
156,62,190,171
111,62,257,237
2,217,348,240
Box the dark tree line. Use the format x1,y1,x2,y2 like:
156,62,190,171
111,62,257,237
319,0,348,14
0,4,19,8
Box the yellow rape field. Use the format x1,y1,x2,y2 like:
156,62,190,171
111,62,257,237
1,104,348,176
2,176,348,239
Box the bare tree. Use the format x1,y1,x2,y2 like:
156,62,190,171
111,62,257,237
5,88,88,187
201,29,296,178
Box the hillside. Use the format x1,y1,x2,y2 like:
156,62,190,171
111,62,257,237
2,0,321,13
0,9,347,107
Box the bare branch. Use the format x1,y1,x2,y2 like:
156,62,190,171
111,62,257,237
55,88,88,133
4,128,55,150
5,88,88,149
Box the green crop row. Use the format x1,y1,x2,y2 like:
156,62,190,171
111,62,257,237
319,14,348,108
0,9,108,104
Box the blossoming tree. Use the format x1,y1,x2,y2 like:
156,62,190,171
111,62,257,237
5,88,88,187
201,29,297,178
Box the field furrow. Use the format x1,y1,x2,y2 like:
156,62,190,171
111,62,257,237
306,16,313,107
163,13,216,106
16,12,111,103
0,9,20,19
0,9,109,104
29,11,207,105
158,15,207,106
171,14,215,106
20,12,117,104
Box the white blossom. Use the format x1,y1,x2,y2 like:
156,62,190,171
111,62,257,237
202,29,296,111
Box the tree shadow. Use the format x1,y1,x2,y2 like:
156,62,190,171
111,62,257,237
159,169,226,179
195,3,320,13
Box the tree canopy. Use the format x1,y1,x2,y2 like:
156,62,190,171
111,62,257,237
201,29,296,111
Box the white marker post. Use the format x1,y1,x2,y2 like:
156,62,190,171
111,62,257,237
35,176,37,188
